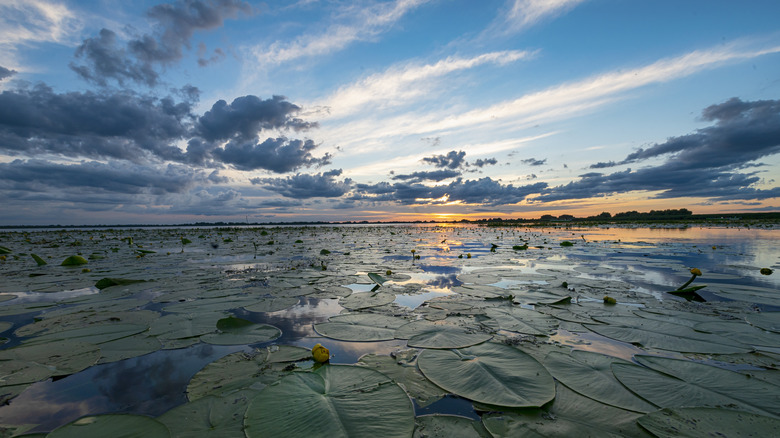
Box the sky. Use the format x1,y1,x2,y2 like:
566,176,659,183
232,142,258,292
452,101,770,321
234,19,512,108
1,0,779,225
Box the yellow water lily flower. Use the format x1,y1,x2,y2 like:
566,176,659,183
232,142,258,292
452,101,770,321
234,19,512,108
690,268,702,276
312,343,330,363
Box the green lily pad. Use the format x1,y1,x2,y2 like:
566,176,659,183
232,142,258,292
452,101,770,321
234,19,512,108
542,350,655,413
0,340,100,378
482,383,648,437
401,322,493,349
47,414,170,438
30,253,47,266
314,313,407,341
200,316,281,345
585,316,751,354
22,323,148,346
244,365,414,437
187,350,271,401
637,407,780,438
358,352,446,408
149,313,226,341
414,415,492,438
368,272,388,286
484,306,558,336
417,342,555,407
61,255,88,266
243,297,299,313
95,278,147,290
612,355,780,418
158,391,253,438
339,291,396,310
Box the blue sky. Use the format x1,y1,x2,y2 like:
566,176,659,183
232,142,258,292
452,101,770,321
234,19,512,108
1,0,779,225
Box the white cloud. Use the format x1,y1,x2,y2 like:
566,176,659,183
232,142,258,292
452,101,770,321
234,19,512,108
250,0,430,66
0,0,82,68
321,39,780,154
313,50,534,120
485,0,586,37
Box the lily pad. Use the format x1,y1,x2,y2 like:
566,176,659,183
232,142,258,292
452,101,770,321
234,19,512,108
187,350,271,401
200,316,281,345
399,321,492,349
637,407,780,438
585,316,751,354
30,253,47,266
244,365,414,437
243,297,299,313
314,313,407,341
47,414,170,438
368,272,388,286
158,391,253,438
95,277,147,290
358,352,446,407
484,306,558,336
612,355,780,418
61,255,88,266
417,342,555,407
482,383,648,437
542,350,656,413
413,415,492,438
339,291,396,310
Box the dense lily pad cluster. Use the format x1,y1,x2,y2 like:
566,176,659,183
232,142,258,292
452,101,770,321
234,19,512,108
0,224,778,436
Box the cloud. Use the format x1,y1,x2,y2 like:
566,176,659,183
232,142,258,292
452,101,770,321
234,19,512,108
0,83,194,162
213,137,331,172
71,0,250,86
0,66,16,80
325,40,780,152
0,83,328,173
253,169,352,198
540,98,780,202
483,0,585,37
0,159,208,195
521,157,546,166
196,95,316,142
0,0,82,68
422,150,467,169
471,158,498,168
391,169,461,182
354,177,547,206
315,50,532,120
251,0,429,66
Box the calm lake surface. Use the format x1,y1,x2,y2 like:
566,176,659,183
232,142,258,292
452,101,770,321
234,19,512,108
0,223,778,435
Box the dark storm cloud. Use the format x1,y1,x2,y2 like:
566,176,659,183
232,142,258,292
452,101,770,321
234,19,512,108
521,158,546,166
0,84,193,162
0,66,17,80
391,169,461,182
71,29,160,86
471,158,498,168
354,177,547,206
72,0,250,86
0,159,207,194
214,138,331,172
543,98,780,202
253,169,352,199
0,83,328,173
422,150,467,169
196,95,317,142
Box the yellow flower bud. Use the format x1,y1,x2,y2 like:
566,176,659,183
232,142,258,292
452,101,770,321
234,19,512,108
690,268,702,276
312,343,330,363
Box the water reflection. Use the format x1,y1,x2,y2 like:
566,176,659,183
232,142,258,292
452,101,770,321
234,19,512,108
0,343,243,433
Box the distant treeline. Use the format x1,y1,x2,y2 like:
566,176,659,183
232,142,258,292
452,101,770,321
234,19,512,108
479,209,780,225
2,209,779,229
